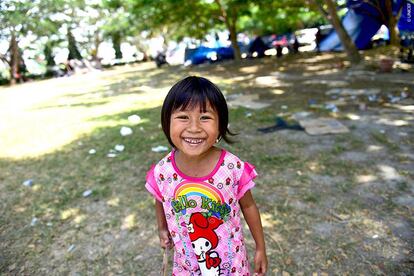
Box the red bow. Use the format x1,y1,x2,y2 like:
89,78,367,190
205,253,221,269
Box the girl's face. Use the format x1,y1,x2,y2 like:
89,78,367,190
170,103,219,159
191,237,212,256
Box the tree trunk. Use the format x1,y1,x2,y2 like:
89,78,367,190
228,22,241,60
68,28,82,60
325,0,362,65
215,0,240,60
385,0,400,46
9,31,19,85
44,42,56,67
112,33,123,59
92,31,101,61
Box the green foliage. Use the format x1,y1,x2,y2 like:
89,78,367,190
0,0,332,80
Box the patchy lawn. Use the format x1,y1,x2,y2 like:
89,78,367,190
1,47,413,274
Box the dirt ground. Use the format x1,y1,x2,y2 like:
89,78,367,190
0,47,413,275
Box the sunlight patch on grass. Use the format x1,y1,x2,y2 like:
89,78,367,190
376,118,409,127
60,208,80,220
255,76,284,87
74,214,87,224
270,89,285,95
356,174,378,183
367,145,383,152
240,65,260,74
121,214,136,230
0,70,169,159
261,212,282,228
107,197,120,207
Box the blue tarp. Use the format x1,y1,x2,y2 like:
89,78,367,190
185,46,234,65
398,0,414,31
320,9,382,51
320,0,414,51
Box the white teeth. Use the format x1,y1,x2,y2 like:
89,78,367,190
184,138,203,144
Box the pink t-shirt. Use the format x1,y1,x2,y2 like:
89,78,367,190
145,149,257,276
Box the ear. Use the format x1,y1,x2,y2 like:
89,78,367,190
191,213,208,228
207,216,223,230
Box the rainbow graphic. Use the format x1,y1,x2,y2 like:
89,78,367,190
174,181,224,203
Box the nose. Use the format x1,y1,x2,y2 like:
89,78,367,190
188,117,201,132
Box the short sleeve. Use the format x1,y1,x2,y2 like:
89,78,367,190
145,164,163,202
236,161,257,200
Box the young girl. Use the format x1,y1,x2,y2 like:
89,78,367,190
145,76,267,275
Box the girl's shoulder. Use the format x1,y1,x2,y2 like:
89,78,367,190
150,151,174,172
221,149,255,176
222,149,247,165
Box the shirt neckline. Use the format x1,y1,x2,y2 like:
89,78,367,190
171,148,226,181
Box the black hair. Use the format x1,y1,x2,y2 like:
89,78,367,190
161,76,235,148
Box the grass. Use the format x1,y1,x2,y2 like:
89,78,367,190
370,131,400,151
1,50,413,274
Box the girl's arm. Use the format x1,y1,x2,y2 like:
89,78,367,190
155,200,172,249
239,190,268,275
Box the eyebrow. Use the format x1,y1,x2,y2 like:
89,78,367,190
173,108,215,113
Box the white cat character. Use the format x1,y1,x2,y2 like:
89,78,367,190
188,213,223,276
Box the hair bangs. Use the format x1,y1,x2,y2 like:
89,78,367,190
172,81,211,113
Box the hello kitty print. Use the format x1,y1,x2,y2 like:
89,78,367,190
145,149,257,275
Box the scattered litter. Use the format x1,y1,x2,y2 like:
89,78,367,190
47,222,53,227
8,263,16,271
372,234,379,239
82,189,93,197
379,58,394,73
152,146,169,153
368,95,378,102
380,130,386,134
258,117,304,133
128,114,141,124
245,112,252,118
30,217,38,226
303,80,348,87
255,76,284,86
67,244,76,253
23,179,34,187
88,149,96,155
346,114,361,120
346,70,376,77
326,88,380,96
358,103,367,111
114,144,125,152
325,98,347,106
292,111,312,120
107,153,117,158
227,94,271,109
120,126,133,136
388,93,403,103
281,105,288,110
325,103,339,113
298,118,349,135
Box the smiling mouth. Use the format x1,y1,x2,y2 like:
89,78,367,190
183,138,205,144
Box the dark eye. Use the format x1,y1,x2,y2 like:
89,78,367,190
192,243,195,248
205,241,209,247
200,116,212,120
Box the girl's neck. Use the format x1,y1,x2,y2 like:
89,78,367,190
174,147,221,178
